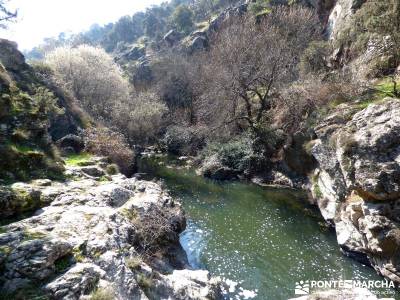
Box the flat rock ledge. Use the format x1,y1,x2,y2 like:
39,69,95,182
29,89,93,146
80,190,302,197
0,158,223,299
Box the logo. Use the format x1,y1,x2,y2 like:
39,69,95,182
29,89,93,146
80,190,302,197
295,281,309,295
294,280,396,297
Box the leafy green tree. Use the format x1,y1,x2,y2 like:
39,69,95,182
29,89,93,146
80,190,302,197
172,5,194,33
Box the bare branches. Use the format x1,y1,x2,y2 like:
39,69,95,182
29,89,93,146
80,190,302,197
0,0,17,29
195,6,321,134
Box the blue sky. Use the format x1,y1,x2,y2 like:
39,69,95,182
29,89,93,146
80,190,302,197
2,0,165,50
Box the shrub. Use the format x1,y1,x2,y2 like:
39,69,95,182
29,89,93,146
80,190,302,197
125,255,143,270
163,125,205,155
83,127,135,176
299,41,331,76
115,91,167,145
137,273,154,290
172,5,194,33
90,287,115,300
45,45,131,121
131,205,175,255
200,134,258,174
105,164,119,175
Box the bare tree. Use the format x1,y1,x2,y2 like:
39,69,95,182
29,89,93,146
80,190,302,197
0,0,17,28
196,6,321,135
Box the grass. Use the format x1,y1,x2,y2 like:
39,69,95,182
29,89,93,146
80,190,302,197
125,255,143,270
356,77,400,109
89,287,115,300
8,142,41,155
64,153,92,166
136,273,154,290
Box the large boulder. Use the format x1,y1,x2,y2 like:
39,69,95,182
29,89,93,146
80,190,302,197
311,98,400,283
56,134,84,154
116,44,146,63
164,30,181,46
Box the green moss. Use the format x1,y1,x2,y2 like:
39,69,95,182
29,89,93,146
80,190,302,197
0,245,11,255
314,183,322,198
105,164,119,175
120,208,139,222
64,153,93,166
72,245,86,263
311,174,323,199
99,176,111,182
22,230,47,242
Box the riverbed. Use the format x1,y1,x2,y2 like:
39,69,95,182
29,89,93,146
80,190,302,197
138,154,398,300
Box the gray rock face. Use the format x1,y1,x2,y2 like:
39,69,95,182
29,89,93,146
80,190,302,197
189,36,209,53
326,0,362,40
311,98,400,283
0,39,26,72
56,134,84,154
164,29,181,46
0,160,222,299
115,44,146,63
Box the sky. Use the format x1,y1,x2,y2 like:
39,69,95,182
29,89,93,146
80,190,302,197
1,0,165,51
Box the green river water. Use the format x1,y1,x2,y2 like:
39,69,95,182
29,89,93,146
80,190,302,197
138,154,399,300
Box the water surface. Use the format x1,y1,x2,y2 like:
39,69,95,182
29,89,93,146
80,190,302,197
138,155,398,300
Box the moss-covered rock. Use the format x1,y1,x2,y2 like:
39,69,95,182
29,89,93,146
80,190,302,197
0,39,71,183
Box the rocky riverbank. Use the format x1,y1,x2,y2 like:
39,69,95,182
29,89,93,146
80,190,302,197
311,98,400,284
0,156,222,299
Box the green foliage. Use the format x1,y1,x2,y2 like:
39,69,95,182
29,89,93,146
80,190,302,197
172,5,194,33
163,126,205,155
249,0,271,15
356,77,400,109
201,134,257,173
64,153,93,166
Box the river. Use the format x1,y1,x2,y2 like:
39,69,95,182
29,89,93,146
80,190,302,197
138,154,399,300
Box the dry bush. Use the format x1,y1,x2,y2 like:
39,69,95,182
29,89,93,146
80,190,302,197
83,127,135,175
131,205,176,256
194,5,321,135
274,74,364,134
113,91,167,145
45,45,131,122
